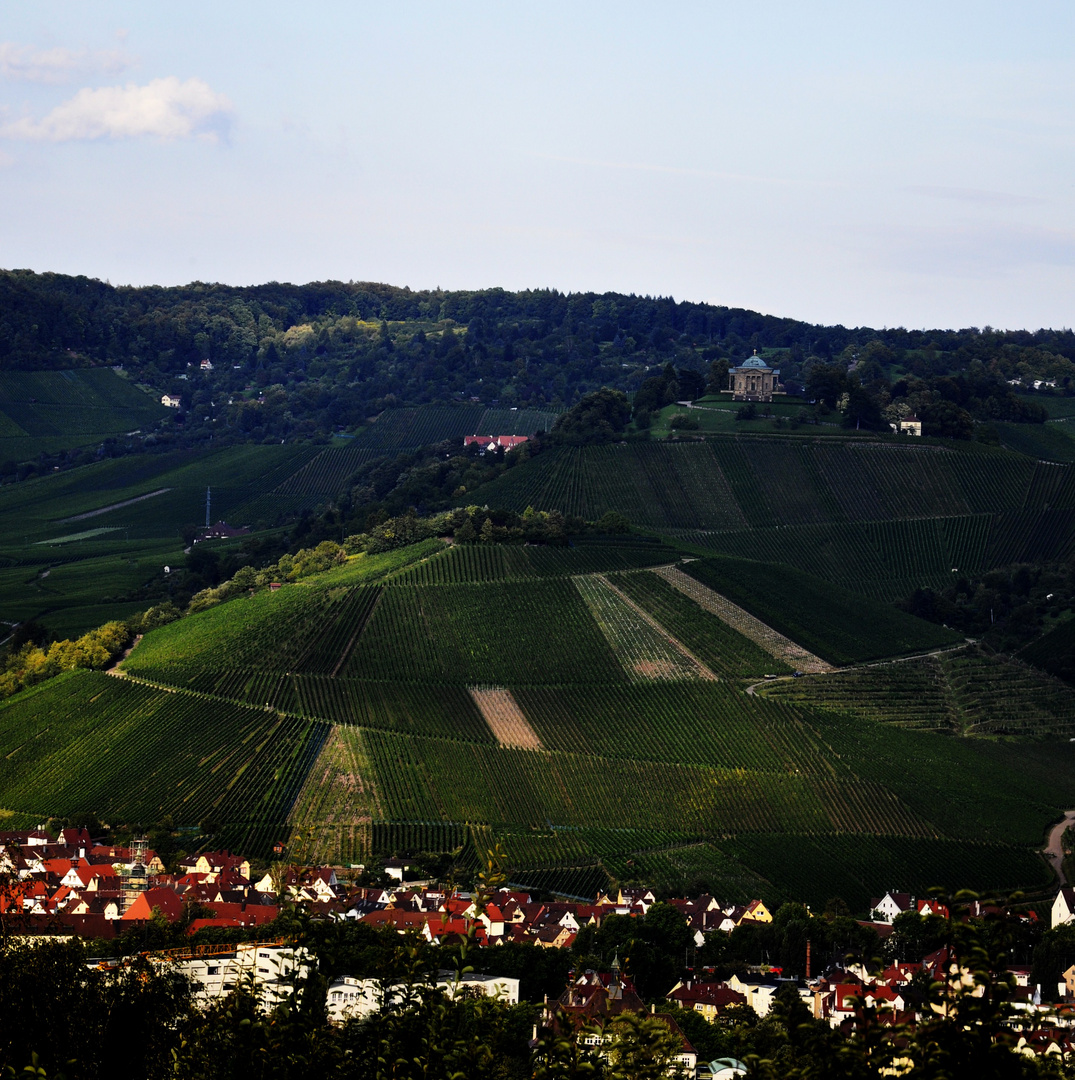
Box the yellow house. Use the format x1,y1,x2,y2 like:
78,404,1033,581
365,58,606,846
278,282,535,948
738,899,773,924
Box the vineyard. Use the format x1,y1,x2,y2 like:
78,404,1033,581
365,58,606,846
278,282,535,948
93,529,1075,899
679,556,961,664
607,569,791,678
0,369,168,465
390,538,681,585
719,834,1052,912
5,427,1074,906
572,575,710,681
0,671,324,856
764,645,1075,735
470,438,1041,532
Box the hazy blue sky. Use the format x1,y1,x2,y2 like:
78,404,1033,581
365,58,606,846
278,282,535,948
2,2,1073,330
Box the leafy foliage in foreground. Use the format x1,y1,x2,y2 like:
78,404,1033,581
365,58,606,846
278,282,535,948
2,900,1074,1079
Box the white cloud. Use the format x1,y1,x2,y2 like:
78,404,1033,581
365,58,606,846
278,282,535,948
0,77,233,142
0,42,130,84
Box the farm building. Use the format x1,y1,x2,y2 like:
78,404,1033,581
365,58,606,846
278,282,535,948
890,415,922,436
464,434,529,452
724,353,784,402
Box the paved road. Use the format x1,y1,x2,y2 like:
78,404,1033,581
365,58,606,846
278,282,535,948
1044,810,1075,885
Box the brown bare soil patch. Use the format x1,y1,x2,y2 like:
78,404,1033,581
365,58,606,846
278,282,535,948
470,686,543,750
652,566,833,673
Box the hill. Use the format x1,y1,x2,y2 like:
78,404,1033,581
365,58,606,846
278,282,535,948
0,273,1073,910
0,522,1070,912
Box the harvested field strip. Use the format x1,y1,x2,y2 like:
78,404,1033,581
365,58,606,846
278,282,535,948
653,565,832,673
288,725,381,866
574,574,711,681
470,686,543,749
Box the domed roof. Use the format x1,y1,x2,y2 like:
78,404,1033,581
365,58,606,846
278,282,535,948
738,355,771,370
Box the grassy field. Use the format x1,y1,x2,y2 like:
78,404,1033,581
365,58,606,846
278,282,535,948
0,441,347,635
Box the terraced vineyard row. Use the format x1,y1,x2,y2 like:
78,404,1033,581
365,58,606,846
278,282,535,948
939,649,1075,735
472,439,1042,534
392,540,680,586
675,515,994,601
680,556,960,664
124,543,445,685
722,834,1052,913
293,586,382,675
767,646,1075,736
361,729,935,837
985,508,1075,567
341,580,626,684
809,709,1075,847
0,671,324,832
271,447,375,496
514,683,842,773
764,658,960,730
610,569,791,677
126,583,350,684
229,447,375,521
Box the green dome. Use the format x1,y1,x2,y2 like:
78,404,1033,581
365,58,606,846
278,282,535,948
739,355,770,370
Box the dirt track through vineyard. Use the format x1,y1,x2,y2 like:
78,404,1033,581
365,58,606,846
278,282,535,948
470,687,544,750
652,565,833,673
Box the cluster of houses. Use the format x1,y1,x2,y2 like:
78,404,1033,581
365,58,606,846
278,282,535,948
463,434,529,453
0,831,781,949
11,830,1075,1071
0,830,278,937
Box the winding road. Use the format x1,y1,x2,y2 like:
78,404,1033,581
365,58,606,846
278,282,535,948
1044,811,1075,885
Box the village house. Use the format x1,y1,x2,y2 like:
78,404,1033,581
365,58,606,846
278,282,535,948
666,980,747,1021
1052,887,1075,929
869,890,916,924
890,414,922,436
548,957,697,1077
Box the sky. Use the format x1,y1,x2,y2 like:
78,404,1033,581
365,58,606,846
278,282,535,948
1,1,1074,331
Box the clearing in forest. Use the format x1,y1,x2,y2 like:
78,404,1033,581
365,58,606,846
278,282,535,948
470,686,544,749
288,726,382,866
652,565,833,673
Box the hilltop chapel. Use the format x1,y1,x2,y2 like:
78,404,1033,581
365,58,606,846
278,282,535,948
725,351,784,402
